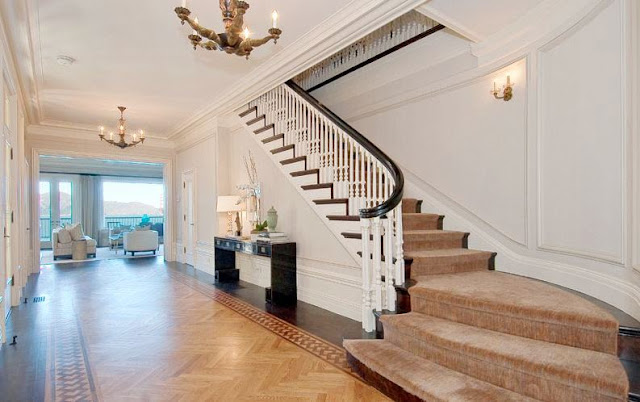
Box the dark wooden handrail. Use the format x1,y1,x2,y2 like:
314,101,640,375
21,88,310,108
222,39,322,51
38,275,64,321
285,80,404,219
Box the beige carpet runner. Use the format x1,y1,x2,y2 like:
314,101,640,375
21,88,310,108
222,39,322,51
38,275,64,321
345,199,628,401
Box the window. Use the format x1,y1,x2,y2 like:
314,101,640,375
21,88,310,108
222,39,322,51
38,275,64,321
103,181,164,228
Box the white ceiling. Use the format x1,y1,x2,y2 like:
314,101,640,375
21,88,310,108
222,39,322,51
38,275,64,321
6,0,346,138
1,0,544,141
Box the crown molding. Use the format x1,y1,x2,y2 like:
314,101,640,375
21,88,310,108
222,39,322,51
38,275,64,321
27,123,175,150
168,0,428,140
38,118,167,141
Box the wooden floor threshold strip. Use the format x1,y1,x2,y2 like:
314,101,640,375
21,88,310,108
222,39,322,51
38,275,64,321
167,269,358,379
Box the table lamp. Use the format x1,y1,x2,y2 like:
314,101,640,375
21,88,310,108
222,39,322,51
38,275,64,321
217,195,244,236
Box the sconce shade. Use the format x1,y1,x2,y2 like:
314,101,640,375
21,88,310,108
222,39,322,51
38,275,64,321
217,196,244,212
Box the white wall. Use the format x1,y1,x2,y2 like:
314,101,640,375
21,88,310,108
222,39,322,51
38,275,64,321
174,131,219,276
313,0,640,320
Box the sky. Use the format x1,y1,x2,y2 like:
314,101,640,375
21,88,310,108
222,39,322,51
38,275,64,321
102,182,164,208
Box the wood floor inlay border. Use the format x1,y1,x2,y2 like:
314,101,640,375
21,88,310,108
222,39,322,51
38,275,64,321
168,269,357,378
51,316,98,402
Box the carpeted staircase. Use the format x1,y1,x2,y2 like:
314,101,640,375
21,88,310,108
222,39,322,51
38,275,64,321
344,198,629,401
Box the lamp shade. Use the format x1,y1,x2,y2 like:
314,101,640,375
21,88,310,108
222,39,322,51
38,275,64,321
217,195,244,212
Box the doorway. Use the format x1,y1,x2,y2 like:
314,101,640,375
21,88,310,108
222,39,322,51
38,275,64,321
182,170,195,266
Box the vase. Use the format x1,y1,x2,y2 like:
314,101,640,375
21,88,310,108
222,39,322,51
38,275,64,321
267,206,278,232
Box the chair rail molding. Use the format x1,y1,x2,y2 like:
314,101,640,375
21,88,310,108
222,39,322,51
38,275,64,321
168,0,429,141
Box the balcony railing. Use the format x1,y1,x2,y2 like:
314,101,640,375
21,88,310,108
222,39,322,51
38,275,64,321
39,217,72,241
39,215,164,241
104,215,164,229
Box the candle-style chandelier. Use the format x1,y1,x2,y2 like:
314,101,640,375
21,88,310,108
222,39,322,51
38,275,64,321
174,0,282,59
98,106,145,149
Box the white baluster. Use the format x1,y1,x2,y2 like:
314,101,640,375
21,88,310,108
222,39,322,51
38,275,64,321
372,217,383,312
395,203,405,285
385,210,396,311
361,218,374,331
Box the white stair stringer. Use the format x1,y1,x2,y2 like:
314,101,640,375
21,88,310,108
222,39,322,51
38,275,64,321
236,110,363,265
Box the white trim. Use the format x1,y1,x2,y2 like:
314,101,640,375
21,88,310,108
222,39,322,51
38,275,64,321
414,4,484,43
181,169,197,267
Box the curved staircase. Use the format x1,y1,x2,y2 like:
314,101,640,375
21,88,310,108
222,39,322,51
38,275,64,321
345,199,628,401
238,81,629,401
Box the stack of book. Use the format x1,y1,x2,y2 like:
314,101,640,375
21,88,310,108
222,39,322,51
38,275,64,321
257,232,289,243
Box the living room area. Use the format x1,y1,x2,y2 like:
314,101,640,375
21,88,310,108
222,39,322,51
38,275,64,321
38,155,166,264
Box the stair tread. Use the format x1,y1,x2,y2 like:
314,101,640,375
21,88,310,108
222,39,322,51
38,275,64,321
405,248,493,258
262,133,284,143
327,215,359,221
344,339,534,402
271,144,294,154
280,156,306,165
404,229,465,235
410,271,619,353
238,106,257,118
403,213,442,218
246,114,265,125
302,183,332,190
381,312,628,398
291,169,319,177
314,198,348,204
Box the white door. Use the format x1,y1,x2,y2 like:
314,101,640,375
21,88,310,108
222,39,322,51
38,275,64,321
39,175,80,249
182,171,195,266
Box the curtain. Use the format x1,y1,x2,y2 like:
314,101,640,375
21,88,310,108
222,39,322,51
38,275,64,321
80,175,103,239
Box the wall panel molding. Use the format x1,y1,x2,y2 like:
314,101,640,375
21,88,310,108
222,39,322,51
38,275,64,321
537,0,626,264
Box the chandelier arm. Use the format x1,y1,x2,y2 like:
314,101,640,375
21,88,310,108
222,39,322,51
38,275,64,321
186,17,222,45
245,35,276,48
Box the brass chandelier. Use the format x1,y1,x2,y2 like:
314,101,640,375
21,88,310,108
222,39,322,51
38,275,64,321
175,0,282,59
98,106,145,149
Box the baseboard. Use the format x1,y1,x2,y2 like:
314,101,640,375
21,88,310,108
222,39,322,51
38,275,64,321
296,257,362,322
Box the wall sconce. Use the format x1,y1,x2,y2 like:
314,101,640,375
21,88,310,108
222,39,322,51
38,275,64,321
492,75,513,101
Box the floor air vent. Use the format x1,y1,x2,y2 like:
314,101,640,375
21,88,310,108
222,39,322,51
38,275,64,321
33,296,45,303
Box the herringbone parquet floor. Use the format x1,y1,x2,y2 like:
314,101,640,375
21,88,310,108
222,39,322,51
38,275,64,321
11,257,388,401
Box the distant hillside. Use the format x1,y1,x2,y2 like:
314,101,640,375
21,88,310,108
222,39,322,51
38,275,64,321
104,201,163,216
40,192,162,217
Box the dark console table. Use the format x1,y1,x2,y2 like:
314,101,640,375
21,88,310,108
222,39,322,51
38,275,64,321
214,237,297,305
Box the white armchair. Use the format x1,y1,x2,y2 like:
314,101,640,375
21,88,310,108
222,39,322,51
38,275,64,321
123,230,159,256
52,227,97,260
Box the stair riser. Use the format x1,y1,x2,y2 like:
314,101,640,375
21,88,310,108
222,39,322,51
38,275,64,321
404,239,466,252
255,128,275,140
402,199,422,214
291,174,318,187
302,188,332,200
314,203,348,216
410,297,618,354
329,220,360,234
263,139,285,151
409,257,492,276
384,327,624,402
273,148,295,160
281,161,306,173
245,119,266,130
403,216,442,231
